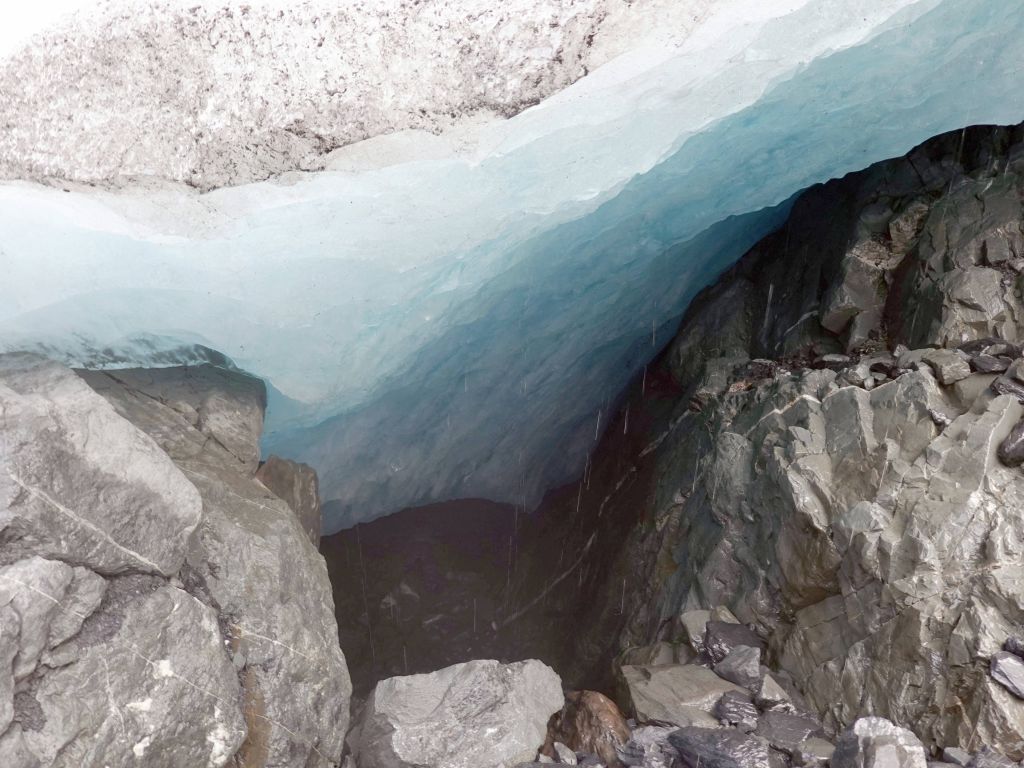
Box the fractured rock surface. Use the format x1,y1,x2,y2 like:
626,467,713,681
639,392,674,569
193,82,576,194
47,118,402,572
0,356,350,767
502,123,1024,761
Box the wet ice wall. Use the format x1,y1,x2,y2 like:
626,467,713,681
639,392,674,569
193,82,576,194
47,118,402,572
1,0,1023,531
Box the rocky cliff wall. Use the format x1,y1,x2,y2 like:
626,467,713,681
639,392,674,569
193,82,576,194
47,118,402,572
506,122,1024,758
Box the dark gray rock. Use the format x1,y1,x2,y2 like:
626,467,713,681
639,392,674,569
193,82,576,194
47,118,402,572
714,646,762,690
970,354,1011,374
704,622,765,664
997,418,1024,467
668,727,771,768
991,651,1024,699
959,338,1021,358
1003,636,1024,659
831,717,927,768
754,711,823,755
716,690,759,732
992,375,1024,403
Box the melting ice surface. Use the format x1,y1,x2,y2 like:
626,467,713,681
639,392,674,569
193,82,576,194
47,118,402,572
1,0,1023,532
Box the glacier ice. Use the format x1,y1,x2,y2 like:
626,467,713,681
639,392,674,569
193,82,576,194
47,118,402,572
1,0,1023,532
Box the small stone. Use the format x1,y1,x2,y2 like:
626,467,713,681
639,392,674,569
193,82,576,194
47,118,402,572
997,419,1024,467
992,651,1024,698
715,690,759,732
940,747,971,766
554,742,577,764
794,737,835,767
1003,636,1024,659
817,354,852,368
679,610,712,652
704,622,765,664
710,606,741,624
714,646,762,689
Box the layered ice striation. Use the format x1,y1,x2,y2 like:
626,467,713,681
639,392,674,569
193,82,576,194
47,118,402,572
1,0,1023,532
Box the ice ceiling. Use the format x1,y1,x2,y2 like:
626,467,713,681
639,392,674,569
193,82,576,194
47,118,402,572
1,0,1022,532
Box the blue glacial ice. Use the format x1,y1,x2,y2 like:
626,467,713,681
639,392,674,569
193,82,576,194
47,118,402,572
1,0,1023,532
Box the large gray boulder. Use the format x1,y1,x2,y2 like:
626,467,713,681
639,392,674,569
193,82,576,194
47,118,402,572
0,355,350,767
0,353,201,575
0,556,245,767
349,659,564,768
80,365,351,767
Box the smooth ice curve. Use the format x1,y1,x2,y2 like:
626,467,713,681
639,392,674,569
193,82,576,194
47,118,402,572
1,0,1022,531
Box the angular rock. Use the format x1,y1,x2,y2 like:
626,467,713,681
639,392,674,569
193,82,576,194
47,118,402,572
1004,636,1024,659
997,417,1024,467
714,646,762,689
679,610,712,652
958,338,1021,359
794,737,835,766
616,726,677,768
992,375,1024,403
0,353,201,575
754,710,823,755
704,622,765,664
621,664,745,725
831,717,927,768
754,673,793,712
668,726,771,768
349,659,563,768
256,455,322,546
715,690,759,732
940,747,971,766
554,742,578,764
970,354,1011,374
546,691,630,768
991,652,1024,699
920,349,972,385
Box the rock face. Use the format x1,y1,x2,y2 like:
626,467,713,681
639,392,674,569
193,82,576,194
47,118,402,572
503,123,1024,760
0,356,350,767
349,659,563,768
